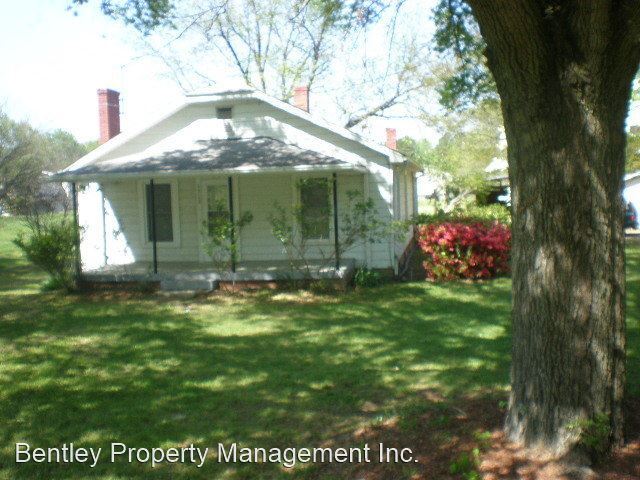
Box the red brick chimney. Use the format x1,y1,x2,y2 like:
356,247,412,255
386,127,397,150
98,89,121,144
293,86,309,112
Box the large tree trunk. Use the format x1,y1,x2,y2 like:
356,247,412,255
467,1,640,455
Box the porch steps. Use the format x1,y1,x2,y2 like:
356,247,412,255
160,278,218,292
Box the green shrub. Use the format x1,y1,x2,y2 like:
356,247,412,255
13,215,77,291
415,204,511,226
201,200,253,273
463,204,511,224
42,276,69,291
568,413,612,461
353,267,382,287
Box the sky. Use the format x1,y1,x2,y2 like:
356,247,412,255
0,1,638,146
0,0,445,146
0,0,184,142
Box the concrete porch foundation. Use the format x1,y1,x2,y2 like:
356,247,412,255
82,259,357,292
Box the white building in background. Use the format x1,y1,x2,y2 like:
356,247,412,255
625,171,640,213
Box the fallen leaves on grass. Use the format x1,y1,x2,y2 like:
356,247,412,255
306,392,640,480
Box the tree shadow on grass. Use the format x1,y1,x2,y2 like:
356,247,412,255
626,245,640,396
231,281,513,395
1,248,638,479
0,318,374,477
0,260,512,479
0,256,47,295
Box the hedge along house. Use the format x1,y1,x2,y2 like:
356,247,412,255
54,87,421,290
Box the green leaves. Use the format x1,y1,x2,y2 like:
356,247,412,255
316,0,497,110
70,0,174,34
1,109,89,214
267,188,392,278
567,413,612,461
398,100,506,211
0,111,43,213
201,199,253,272
13,214,77,291
432,0,496,110
627,126,640,173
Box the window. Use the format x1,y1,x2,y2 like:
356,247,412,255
299,178,331,240
216,107,233,119
206,184,229,236
145,183,173,242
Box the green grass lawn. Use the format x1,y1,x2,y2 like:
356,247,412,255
0,216,638,479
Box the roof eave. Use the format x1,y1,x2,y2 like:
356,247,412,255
50,163,366,183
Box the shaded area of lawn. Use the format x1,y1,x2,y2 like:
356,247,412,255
0,217,638,479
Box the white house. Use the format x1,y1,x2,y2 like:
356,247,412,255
625,171,640,215
54,87,421,290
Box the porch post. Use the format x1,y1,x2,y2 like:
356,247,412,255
100,186,108,266
332,172,339,270
227,176,236,273
70,182,82,280
149,179,158,274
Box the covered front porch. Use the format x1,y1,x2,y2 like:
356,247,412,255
54,132,390,289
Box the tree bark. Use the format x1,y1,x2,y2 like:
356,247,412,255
467,0,640,455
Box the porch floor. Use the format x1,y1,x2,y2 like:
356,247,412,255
82,258,356,285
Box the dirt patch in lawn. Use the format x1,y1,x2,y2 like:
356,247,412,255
305,391,640,480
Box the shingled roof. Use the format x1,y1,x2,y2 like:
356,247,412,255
54,136,359,180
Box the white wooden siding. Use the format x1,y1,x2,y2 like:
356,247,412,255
236,174,292,262
87,178,200,265
232,102,391,168
236,172,379,266
100,104,218,161
80,170,396,270
77,183,106,270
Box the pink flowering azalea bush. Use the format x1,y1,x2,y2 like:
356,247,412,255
416,221,511,280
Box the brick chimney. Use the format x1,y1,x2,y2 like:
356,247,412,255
386,127,397,150
293,86,309,112
98,89,121,144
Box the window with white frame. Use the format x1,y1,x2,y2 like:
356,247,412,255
145,183,174,242
299,177,331,240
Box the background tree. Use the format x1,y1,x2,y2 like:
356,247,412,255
0,110,91,214
40,130,89,172
132,0,339,97
70,0,174,33
0,111,43,213
627,127,640,173
73,0,438,130
399,99,505,212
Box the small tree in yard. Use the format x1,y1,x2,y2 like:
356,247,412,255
13,213,77,291
201,198,253,274
269,203,316,279
269,188,397,281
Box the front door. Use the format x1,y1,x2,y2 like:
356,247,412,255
200,180,230,263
